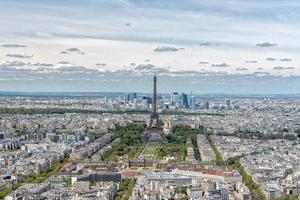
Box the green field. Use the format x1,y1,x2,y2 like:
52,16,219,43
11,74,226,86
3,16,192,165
139,144,157,159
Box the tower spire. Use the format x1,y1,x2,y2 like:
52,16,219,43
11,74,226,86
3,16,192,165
152,73,157,114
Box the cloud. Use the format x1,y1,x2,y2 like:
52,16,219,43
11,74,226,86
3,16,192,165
253,71,271,76
29,63,54,67
198,42,211,46
0,60,26,67
266,58,292,62
273,66,295,70
55,66,98,73
245,60,258,63
256,42,278,47
198,42,220,47
153,46,183,52
273,66,284,70
280,58,292,62
236,67,248,71
199,61,209,64
57,61,71,65
198,42,221,47
266,57,276,61
96,63,106,66
1,44,26,48
66,48,81,52
0,61,299,94
286,67,295,70
211,63,230,67
61,48,85,55
0,0,300,93
6,54,33,59
134,64,155,71
131,64,171,74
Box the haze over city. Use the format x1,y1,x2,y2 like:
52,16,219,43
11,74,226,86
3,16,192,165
0,0,300,93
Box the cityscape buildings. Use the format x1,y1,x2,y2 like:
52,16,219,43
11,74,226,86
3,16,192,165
0,77,299,199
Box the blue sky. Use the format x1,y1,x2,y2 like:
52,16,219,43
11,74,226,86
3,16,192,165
0,0,299,93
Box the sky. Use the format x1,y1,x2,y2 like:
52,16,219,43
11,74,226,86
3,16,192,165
0,0,300,94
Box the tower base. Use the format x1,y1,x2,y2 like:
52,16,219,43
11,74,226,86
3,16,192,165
144,127,165,143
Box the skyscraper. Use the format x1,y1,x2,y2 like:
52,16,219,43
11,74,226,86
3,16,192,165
171,92,179,103
125,92,137,102
189,96,196,110
171,92,181,108
204,101,210,109
133,98,138,109
142,97,150,109
182,93,189,109
226,99,231,110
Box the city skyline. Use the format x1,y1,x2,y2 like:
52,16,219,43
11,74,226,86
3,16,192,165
1,0,300,93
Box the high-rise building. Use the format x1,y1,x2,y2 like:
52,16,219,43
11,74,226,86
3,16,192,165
182,93,189,109
226,99,231,110
133,99,138,109
204,101,210,109
171,92,178,102
189,96,196,110
0,132,5,140
171,92,180,106
124,92,137,103
142,96,151,109
123,93,127,104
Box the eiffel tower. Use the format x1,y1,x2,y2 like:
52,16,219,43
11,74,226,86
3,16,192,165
144,74,165,142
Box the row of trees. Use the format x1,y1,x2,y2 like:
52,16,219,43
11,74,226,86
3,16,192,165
232,161,266,200
99,123,146,160
168,125,207,161
169,124,298,142
231,130,298,141
167,124,206,144
115,178,136,200
206,136,226,165
0,107,150,115
0,107,225,119
161,110,225,117
0,107,225,117
0,158,69,198
113,123,145,146
206,136,266,200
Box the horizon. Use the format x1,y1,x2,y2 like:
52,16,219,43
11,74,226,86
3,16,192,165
0,91,299,97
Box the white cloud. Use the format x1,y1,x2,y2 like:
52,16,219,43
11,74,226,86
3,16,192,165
6,54,33,58
245,60,258,63
266,57,276,61
256,42,278,47
236,67,248,71
153,46,183,52
0,60,26,67
211,63,230,67
2,44,26,48
280,58,292,62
